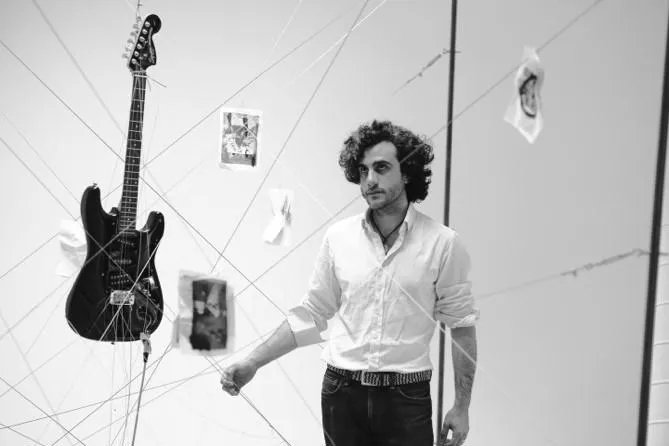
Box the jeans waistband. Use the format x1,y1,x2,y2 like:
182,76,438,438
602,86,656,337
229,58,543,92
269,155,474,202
326,364,432,387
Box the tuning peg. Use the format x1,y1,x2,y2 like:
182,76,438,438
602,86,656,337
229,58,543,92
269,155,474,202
122,53,130,60
133,23,140,30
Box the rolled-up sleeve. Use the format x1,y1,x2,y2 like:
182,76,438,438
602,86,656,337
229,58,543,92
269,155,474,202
286,231,341,346
434,233,480,328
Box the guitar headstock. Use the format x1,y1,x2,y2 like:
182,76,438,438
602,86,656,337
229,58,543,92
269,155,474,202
123,14,161,72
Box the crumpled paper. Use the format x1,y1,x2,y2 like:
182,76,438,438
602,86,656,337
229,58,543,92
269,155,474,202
56,220,87,277
504,46,545,144
262,188,293,246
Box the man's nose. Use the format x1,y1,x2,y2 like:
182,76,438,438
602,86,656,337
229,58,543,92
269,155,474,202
365,170,378,185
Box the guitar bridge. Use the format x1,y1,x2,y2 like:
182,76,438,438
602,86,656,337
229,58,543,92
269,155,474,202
110,290,135,305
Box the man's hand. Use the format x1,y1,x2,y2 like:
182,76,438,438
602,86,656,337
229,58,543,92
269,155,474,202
437,406,469,446
220,359,258,396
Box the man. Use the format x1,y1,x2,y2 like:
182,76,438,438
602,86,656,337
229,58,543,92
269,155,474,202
221,120,479,446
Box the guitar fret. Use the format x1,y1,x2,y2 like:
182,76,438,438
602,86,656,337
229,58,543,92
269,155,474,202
117,73,148,231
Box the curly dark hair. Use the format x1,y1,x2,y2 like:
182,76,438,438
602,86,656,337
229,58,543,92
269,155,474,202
338,120,435,203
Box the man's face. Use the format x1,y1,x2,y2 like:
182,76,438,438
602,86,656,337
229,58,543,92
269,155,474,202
358,141,407,210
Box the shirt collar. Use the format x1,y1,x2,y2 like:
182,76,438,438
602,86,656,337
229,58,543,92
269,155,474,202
361,202,416,233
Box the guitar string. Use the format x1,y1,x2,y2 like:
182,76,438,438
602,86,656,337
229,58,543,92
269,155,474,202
0,246,653,435
140,2,358,168
0,376,87,446
105,13,378,436
2,1,612,442
120,345,133,446
0,5,357,349
1,262,318,440
136,73,156,339
51,342,175,446
0,157,207,349
0,0,358,288
76,342,263,444
0,339,80,401
0,134,152,342
51,328,161,446
108,346,116,446
0,310,77,446
5,0,604,386
0,43,159,312
0,422,47,446
213,0,375,268
0,342,176,433
9,332,260,439
272,0,303,55
286,0,388,88
0,0,563,290
0,112,80,205
147,2,611,444
118,73,144,299
2,0,600,426
76,332,274,445
0,153,206,346
0,130,149,332
47,241,171,446
145,0,612,338
191,236,324,428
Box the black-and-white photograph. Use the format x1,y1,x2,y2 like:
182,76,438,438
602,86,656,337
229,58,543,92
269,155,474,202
189,278,228,351
219,107,262,169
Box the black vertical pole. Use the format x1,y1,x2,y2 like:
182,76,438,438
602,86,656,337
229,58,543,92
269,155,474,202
637,6,669,446
437,0,458,440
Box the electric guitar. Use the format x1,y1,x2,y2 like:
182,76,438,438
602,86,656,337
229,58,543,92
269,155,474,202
65,14,164,342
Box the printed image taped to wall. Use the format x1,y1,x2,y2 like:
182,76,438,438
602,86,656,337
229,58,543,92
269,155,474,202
189,278,228,351
220,109,260,168
519,69,539,118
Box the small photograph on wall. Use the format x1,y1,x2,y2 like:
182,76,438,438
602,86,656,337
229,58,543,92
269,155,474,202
219,107,262,170
172,270,235,355
190,278,228,351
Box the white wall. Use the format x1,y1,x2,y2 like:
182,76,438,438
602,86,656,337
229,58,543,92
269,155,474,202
0,0,666,445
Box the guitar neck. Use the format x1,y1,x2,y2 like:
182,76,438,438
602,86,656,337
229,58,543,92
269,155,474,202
119,72,147,231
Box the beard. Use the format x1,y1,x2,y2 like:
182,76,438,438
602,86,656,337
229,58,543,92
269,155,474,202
364,185,404,210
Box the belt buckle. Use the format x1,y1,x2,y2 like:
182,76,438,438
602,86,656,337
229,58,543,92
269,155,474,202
360,371,375,386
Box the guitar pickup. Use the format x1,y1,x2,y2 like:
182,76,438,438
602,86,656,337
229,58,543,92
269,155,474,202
110,290,135,305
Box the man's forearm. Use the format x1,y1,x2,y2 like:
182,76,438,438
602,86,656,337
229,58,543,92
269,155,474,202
451,325,477,410
247,320,298,369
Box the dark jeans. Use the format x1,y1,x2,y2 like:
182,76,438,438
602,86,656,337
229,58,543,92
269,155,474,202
321,369,433,446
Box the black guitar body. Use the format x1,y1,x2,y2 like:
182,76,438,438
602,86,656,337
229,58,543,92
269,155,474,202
65,185,164,342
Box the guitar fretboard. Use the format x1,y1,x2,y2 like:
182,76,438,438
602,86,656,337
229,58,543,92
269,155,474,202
119,72,147,231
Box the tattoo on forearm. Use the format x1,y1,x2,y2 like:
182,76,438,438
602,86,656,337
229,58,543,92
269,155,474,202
452,327,477,409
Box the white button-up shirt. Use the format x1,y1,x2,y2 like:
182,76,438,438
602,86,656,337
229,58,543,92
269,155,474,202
286,204,479,373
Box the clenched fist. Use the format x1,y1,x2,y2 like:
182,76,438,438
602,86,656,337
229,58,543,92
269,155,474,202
220,359,258,396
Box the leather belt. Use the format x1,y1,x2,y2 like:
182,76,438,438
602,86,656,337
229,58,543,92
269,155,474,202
326,364,432,387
